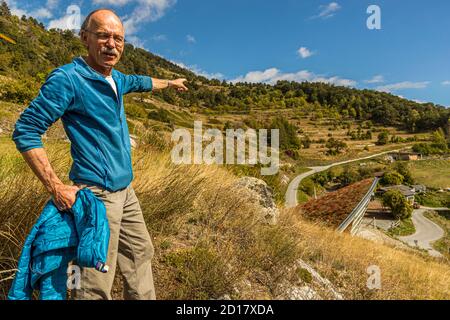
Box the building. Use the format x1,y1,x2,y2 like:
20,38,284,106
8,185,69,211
388,152,423,161
378,185,416,204
412,185,427,194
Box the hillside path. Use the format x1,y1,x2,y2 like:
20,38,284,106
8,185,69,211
399,208,446,257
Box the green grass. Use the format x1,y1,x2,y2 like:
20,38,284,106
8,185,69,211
297,190,310,204
409,160,450,189
424,210,450,258
416,192,450,208
387,218,416,237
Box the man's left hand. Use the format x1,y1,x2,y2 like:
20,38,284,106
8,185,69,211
169,78,188,92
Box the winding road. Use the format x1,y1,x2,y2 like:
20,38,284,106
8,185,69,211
399,208,446,257
285,150,400,208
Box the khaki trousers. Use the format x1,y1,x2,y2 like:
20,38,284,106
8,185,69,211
71,184,156,300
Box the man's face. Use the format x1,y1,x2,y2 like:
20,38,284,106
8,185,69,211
81,11,125,69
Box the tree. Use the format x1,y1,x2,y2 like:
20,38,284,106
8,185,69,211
376,131,389,145
0,1,11,16
382,190,413,220
337,167,359,186
394,162,414,185
270,117,301,151
381,171,404,186
431,128,448,152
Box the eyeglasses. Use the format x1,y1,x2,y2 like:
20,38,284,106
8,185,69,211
84,29,125,46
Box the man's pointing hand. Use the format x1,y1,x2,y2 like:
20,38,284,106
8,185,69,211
169,78,188,92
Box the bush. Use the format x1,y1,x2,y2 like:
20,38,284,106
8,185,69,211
382,190,413,220
148,108,172,123
312,171,334,187
325,138,347,155
0,78,37,104
412,143,443,156
376,131,389,145
164,246,232,300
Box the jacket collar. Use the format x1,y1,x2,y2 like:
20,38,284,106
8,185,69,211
73,56,120,82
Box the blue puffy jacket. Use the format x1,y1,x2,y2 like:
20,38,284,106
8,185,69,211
8,188,110,300
12,57,153,192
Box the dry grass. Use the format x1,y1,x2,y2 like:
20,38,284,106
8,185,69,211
289,211,450,299
0,139,449,300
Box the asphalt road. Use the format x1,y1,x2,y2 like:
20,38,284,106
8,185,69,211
399,208,446,257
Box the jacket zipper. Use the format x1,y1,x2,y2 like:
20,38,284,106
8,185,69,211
108,78,132,167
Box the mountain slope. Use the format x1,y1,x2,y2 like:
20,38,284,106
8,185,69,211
0,2,448,134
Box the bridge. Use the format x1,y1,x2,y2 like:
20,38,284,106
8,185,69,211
336,177,379,235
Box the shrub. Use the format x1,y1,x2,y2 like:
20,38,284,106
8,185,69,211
325,138,347,155
164,246,232,300
376,131,389,145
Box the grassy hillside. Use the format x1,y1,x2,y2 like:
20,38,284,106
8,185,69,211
0,138,449,300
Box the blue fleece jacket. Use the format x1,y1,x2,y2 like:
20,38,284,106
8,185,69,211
12,57,153,192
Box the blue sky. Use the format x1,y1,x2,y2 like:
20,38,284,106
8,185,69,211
5,0,450,106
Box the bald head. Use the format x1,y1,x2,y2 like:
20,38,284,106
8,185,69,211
80,9,123,34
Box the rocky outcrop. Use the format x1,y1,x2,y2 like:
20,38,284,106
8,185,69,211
235,177,279,224
276,259,344,300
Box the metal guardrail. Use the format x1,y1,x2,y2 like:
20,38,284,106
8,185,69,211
336,177,379,235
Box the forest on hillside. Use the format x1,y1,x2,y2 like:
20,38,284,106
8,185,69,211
0,1,449,134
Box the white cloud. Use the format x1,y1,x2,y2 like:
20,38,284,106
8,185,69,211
5,0,30,17
186,34,196,44
297,47,314,59
231,67,356,87
151,34,167,41
232,68,280,83
5,0,55,19
31,8,52,19
376,81,430,92
365,75,384,84
441,80,450,86
173,61,224,80
312,2,341,19
126,35,146,48
46,0,58,9
121,0,177,36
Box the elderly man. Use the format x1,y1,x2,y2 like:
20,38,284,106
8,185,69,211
12,8,188,300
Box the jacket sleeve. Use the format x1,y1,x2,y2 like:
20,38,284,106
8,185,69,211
121,74,153,95
12,69,75,153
